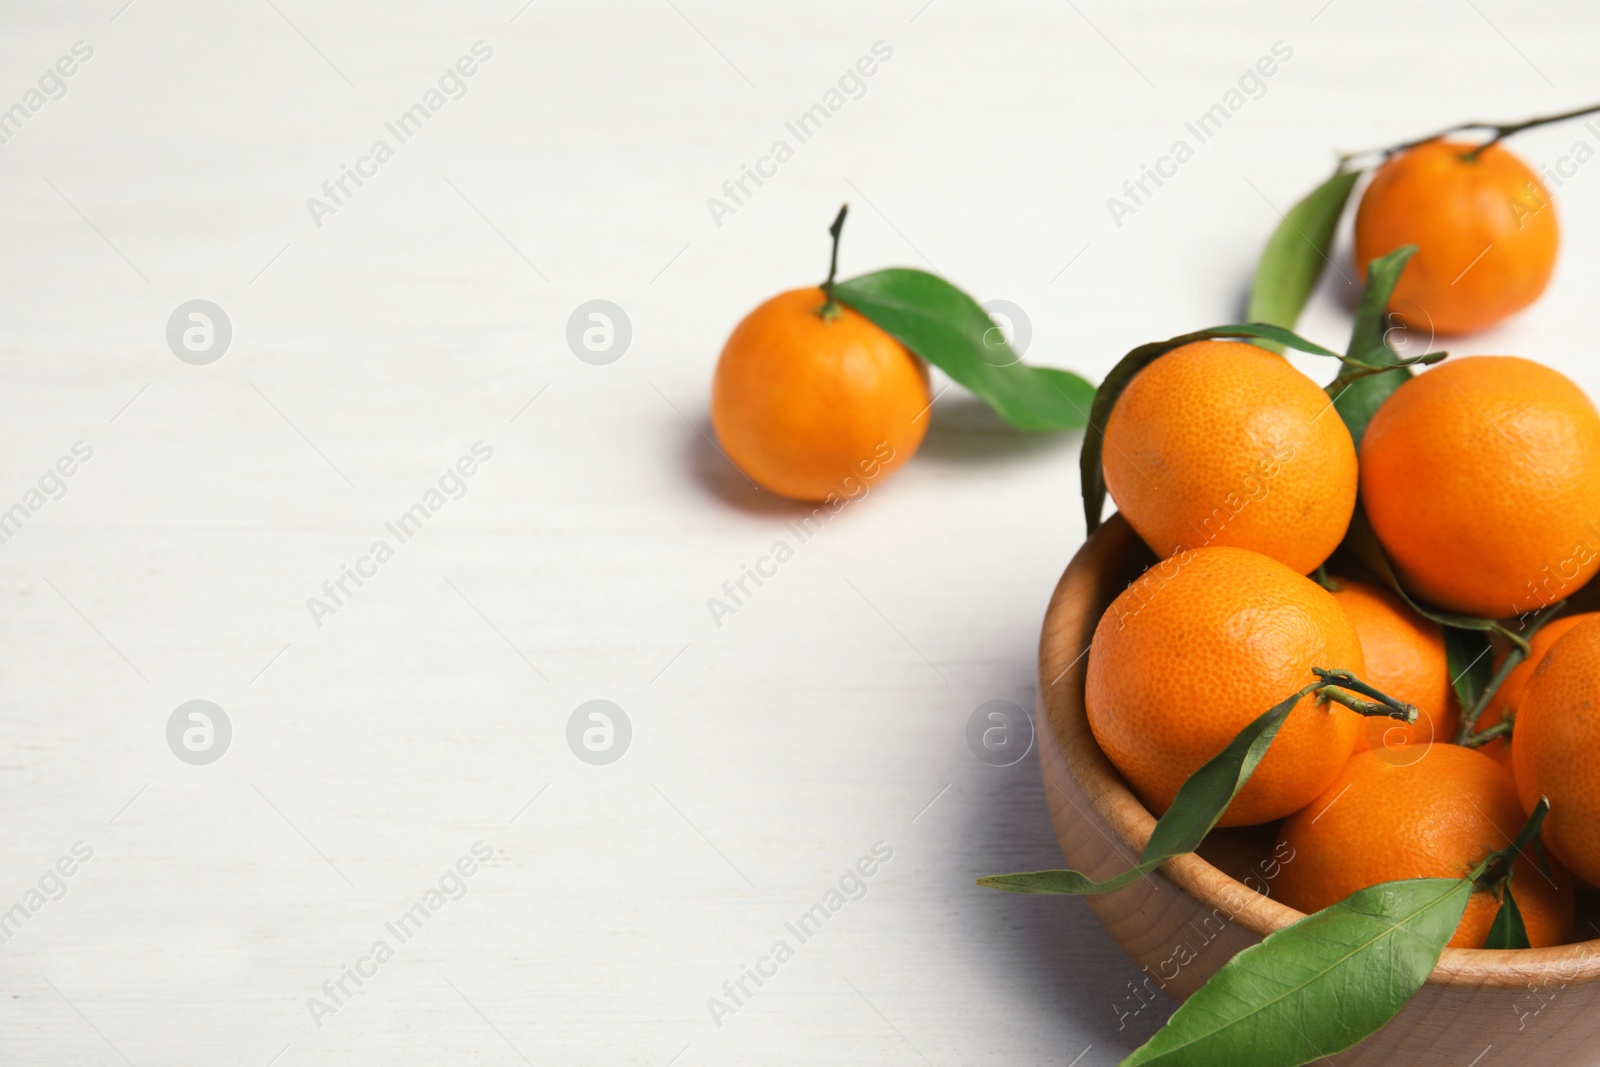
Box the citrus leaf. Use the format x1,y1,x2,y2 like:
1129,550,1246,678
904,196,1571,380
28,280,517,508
1485,885,1530,949
1121,877,1472,1067
1343,246,1415,367
1327,369,1410,452
1326,245,1428,449
977,685,1303,896
1444,627,1495,716
833,268,1095,431
1247,168,1361,332
1524,802,1555,879
1081,324,1340,532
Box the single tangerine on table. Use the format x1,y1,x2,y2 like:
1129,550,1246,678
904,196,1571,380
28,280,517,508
1477,611,1599,771
1101,340,1358,575
1275,746,1574,948
1354,139,1558,335
1360,356,1600,619
1329,578,1458,759
1085,546,1366,827
1512,616,1600,887
711,287,929,501
711,207,930,502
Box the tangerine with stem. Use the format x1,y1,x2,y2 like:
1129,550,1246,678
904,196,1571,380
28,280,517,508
711,206,930,502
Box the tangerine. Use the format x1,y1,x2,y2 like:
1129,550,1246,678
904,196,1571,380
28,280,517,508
1275,746,1574,948
1086,545,1365,827
1512,616,1600,886
1354,139,1558,335
711,286,929,501
1329,578,1458,759
1477,612,1599,770
1360,356,1600,618
1102,340,1357,575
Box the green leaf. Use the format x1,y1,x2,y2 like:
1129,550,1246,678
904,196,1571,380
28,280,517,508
833,268,1095,431
1485,885,1530,949
1344,246,1416,368
1080,324,1340,533
1122,878,1472,1067
1501,796,1551,870
1327,368,1410,452
1444,627,1495,716
1325,245,1428,449
977,685,1304,896
1247,168,1361,332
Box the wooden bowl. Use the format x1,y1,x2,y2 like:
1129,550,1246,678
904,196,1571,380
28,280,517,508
1037,514,1600,1065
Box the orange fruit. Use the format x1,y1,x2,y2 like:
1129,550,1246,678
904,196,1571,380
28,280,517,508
1102,340,1357,575
1329,578,1458,759
1275,747,1574,948
711,287,930,502
1512,616,1600,886
1086,546,1365,827
1354,139,1558,335
1360,356,1600,619
1478,612,1599,770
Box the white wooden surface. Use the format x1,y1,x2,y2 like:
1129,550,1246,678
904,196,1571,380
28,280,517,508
1,1,1598,1063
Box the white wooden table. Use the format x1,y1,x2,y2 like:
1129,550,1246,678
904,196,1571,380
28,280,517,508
1,1,1597,1063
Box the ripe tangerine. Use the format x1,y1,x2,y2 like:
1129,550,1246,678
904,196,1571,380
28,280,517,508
1354,139,1558,336
1086,545,1365,827
1360,356,1600,619
1275,746,1573,948
711,287,929,502
1101,340,1357,575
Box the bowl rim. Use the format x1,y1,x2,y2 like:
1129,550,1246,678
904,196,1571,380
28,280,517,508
1040,513,1600,989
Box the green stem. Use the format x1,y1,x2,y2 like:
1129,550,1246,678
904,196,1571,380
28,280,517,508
819,203,848,320
1312,565,1340,593
1313,667,1419,723
1460,715,1513,749
1339,102,1600,167
1454,601,1567,744
1335,352,1447,381
1470,796,1550,892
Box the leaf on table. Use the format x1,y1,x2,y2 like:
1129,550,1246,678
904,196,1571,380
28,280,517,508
978,686,1302,896
1247,167,1361,334
1080,324,1339,532
1485,885,1531,950
1121,877,1472,1067
833,268,1095,431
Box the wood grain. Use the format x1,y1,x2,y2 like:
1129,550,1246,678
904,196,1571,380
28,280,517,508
1037,514,1600,1065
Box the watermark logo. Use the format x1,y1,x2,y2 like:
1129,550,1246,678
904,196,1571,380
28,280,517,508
706,841,894,1028
0,40,94,148
306,42,494,229
705,41,894,228
1106,40,1294,228
166,300,231,365
305,442,495,628
1381,301,1436,360
306,840,495,1028
0,841,94,946
966,699,1034,766
969,300,1031,366
0,440,93,548
566,300,632,365
706,443,895,629
167,700,231,765
567,700,631,765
